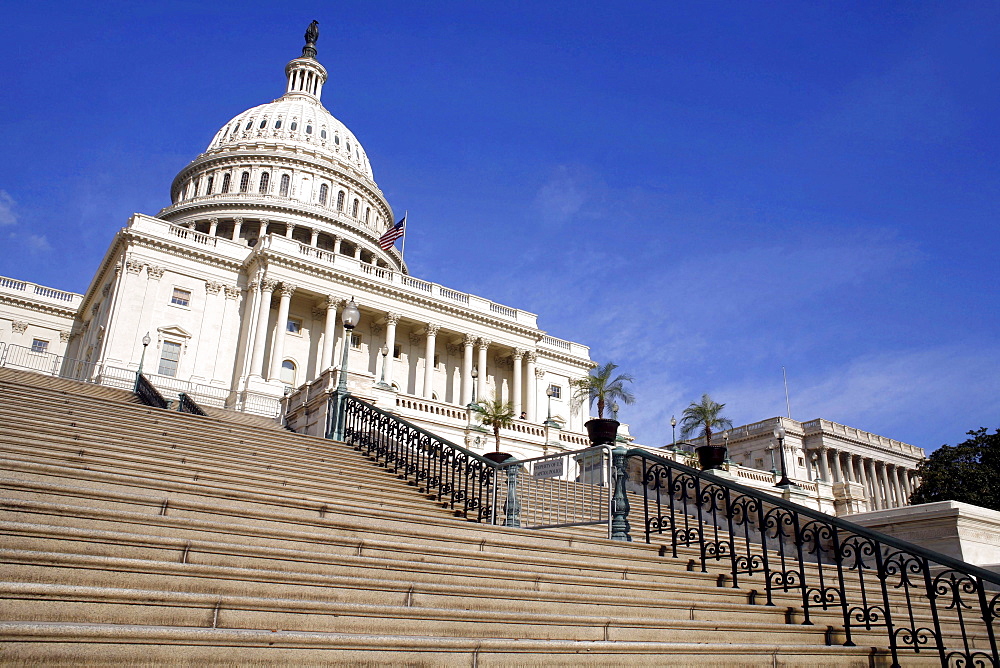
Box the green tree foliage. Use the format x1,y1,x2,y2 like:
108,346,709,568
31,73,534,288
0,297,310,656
679,394,733,447
572,362,635,420
910,428,1000,511
471,398,515,452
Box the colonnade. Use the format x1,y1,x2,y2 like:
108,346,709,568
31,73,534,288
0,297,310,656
240,281,549,422
814,446,918,510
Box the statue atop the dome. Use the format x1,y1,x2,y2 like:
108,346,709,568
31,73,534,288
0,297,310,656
302,20,319,58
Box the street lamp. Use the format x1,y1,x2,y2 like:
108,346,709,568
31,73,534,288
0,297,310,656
544,385,556,427
670,415,677,451
332,298,360,440
138,332,151,376
611,401,619,421
376,345,390,388
773,423,794,488
469,366,479,407
766,439,778,475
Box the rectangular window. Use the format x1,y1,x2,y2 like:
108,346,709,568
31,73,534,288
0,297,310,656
755,458,764,469
171,288,191,307
393,344,401,359
286,318,302,334
30,339,49,353
434,354,440,367
350,333,362,350
548,384,562,399
158,341,182,377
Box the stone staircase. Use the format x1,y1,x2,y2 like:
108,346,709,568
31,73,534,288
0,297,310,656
0,367,942,665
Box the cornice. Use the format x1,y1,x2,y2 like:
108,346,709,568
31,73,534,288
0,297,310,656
535,347,593,368
123,229,245,272
0,293,79,318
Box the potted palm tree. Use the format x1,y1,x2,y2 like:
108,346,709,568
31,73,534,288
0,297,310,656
572,362,635,446
679,394,733,470
471,397,516,463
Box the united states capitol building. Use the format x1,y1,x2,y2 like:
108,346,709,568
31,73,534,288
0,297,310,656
0,27,923,515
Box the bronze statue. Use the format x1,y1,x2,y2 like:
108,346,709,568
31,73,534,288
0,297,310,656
305,20,319,46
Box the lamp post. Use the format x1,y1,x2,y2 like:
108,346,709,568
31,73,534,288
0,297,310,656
773,423,794,488
138,332,151,376
331,298,360,440
670,415,677,450
469,366,479,407
544,385,556,427
766,439,778,475
376,345,390,388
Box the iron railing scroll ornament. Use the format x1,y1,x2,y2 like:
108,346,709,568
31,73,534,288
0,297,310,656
339,395,501,523
134,373,168,409
627,448,1000,668
177,392,207,416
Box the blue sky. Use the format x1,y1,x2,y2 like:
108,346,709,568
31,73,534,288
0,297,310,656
1,2,997,452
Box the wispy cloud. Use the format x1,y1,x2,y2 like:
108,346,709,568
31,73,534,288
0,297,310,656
0,190,17,226
23,234,53,254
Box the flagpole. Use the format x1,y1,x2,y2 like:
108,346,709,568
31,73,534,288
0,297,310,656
399,210,408,263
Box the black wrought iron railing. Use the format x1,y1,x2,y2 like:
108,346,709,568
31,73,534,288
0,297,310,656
340,395,501,522
627,449,1000,668
134,373,168,409
177,392,207,416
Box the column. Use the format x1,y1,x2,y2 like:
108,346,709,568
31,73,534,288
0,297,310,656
310,228,320,246
249,278,278,377
286,223,295,239
268,283,296,380
258,219,269,237
864,458,881,510
815,447,829,482
877,461,893,509
511,349,524,416
208,217,219,237
461,333,474,405
333,235,342,255
891,465,906,507
901,468,914,502
476,338,490,400
383,313,399,388
319,296,341,371
525,351,537,421
840,452,854,482
827,449,841,483
232,216,243,241
354,245,362,260
422,324,439,399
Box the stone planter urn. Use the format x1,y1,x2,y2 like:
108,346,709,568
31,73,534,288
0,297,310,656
695,445,728,471
585,419,620,446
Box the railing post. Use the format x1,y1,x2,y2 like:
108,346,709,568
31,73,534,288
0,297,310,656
611,446,632,542
504,460,521,527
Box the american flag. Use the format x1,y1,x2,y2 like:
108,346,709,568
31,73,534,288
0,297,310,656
379,214,406,251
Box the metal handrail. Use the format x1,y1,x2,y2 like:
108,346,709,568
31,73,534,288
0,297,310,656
177,392,207,416
626,448,1000,667
134,373,168,409
340,395,502,523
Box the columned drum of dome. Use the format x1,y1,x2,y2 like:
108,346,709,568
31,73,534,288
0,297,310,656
158,25,401,272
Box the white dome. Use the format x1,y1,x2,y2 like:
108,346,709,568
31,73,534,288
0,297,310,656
207,95,374,181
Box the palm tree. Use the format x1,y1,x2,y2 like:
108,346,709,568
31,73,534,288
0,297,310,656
572,362,635,420
471,397,515,452
679,394,733,447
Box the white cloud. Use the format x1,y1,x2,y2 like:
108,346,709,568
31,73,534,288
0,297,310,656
24,234,52,254
533,166,591,227
0,190,17,226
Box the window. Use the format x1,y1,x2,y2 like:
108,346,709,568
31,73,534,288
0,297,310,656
318,184,328,206
434,354,440,367
193,178,200,196
306,124,313,135
365,207,370,224
258,172,270,194
171,288,191,307
280,360,296,385
205,175,214,195
548,384,562,399
335,135,340,145
239,172,250,193
279,174,290,197
290,121,298,131
755,458,764,469
158,341,181,377
275,118,282,129
347,141,352,153
31,339,48,353
798,457,805,466
221,173,231,193
259,118,267,129
393,344,401,358
244,120,253,131
336,190,345,211
178,184,187,201
352,199,359,217
320,129,327,139
286,318,302,335
350,333,362,350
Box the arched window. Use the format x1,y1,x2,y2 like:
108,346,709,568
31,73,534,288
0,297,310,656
244,119,253,131
221,173,231,193
259,119,267,129
205,175,214,195
335,135,340,145
193,178,200,196
239,172,250,193
279,174,290,197
365,207,370,224
336,190,345,212
321,129,327,139
347,141,352,153
318,184,328,206
258,172,270,194
279,360,296,385
306,124,313,135
352,199,359,217
290,121,298,131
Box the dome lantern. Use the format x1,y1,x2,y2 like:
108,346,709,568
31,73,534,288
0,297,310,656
285,20,327,100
